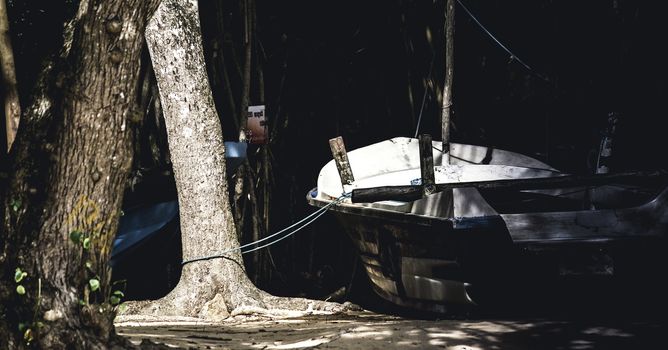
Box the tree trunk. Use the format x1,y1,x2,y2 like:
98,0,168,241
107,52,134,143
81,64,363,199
123,0,353,320
0,0,160,348
0,0,20,152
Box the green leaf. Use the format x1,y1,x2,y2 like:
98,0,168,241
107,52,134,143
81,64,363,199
82,237,91,249
16,285,26,295
110,290,124,305
118,303,128,313
18,323,26,332
88,278,100,292
69,231,82,243
11,198,21,213
78,299,86,306
24,328,33,342
14,268,27,283
85,261,93,270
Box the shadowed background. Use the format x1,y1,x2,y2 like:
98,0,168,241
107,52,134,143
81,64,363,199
2,0,666,314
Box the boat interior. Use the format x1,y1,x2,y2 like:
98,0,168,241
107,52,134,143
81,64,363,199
314,137,664,219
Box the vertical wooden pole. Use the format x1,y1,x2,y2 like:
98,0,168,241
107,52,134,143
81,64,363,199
211,0,239,132
419,134,435,196
596,113,619,174
238,0,253,141
329,136,355,188
441,0,455,164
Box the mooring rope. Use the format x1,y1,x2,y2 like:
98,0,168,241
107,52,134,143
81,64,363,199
181,192,350,266
413,52,436,138
457,0,550,83
456,0,532,72
414,0,549,137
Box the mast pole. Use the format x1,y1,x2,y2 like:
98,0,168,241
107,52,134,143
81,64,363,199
441,0,455,164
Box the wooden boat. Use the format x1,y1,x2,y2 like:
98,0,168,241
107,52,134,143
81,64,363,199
307,137,668,313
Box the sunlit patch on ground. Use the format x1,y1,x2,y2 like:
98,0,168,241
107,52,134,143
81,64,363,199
116,311,666,349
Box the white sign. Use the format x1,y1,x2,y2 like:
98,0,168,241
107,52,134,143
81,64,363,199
246,105,267,144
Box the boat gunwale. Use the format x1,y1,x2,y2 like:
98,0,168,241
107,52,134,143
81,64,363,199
307,184,668,243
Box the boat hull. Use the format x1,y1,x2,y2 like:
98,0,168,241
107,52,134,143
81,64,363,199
329,209,513,313
319,198,667,313
308,137,667,313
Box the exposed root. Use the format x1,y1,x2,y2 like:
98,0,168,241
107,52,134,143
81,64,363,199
118,291,361,325
120,284,217,318
263,295,362,313
229,295,362,319
116,258,361,324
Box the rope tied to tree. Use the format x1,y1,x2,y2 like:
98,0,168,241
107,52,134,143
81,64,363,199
181,192,351,266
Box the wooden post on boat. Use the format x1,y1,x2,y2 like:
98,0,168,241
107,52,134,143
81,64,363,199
441,0,455,164
329,136,355,190
418,134,436,196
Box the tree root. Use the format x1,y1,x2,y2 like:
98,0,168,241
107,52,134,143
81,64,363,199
119,277,220,318
229,295,361,318
117,258,362,324
118,282,361,324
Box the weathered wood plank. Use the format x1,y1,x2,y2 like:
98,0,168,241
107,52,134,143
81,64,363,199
351,170,667,203
419,134,435,196
329,136,355,186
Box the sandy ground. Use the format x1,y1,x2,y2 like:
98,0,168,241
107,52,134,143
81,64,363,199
115,309,665,350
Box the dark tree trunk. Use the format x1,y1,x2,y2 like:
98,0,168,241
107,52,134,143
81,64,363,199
0,0,160,348
0,0,20,152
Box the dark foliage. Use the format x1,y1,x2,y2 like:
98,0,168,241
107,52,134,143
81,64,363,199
3,0,666,312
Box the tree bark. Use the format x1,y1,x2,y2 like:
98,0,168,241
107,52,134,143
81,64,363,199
123,0,353,320
0,0,20,152
0,0,160,348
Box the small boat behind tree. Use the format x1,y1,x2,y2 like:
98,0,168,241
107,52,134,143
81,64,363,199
307,137,668,313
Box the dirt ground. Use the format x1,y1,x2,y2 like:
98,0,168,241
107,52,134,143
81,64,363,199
115,308,666,350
